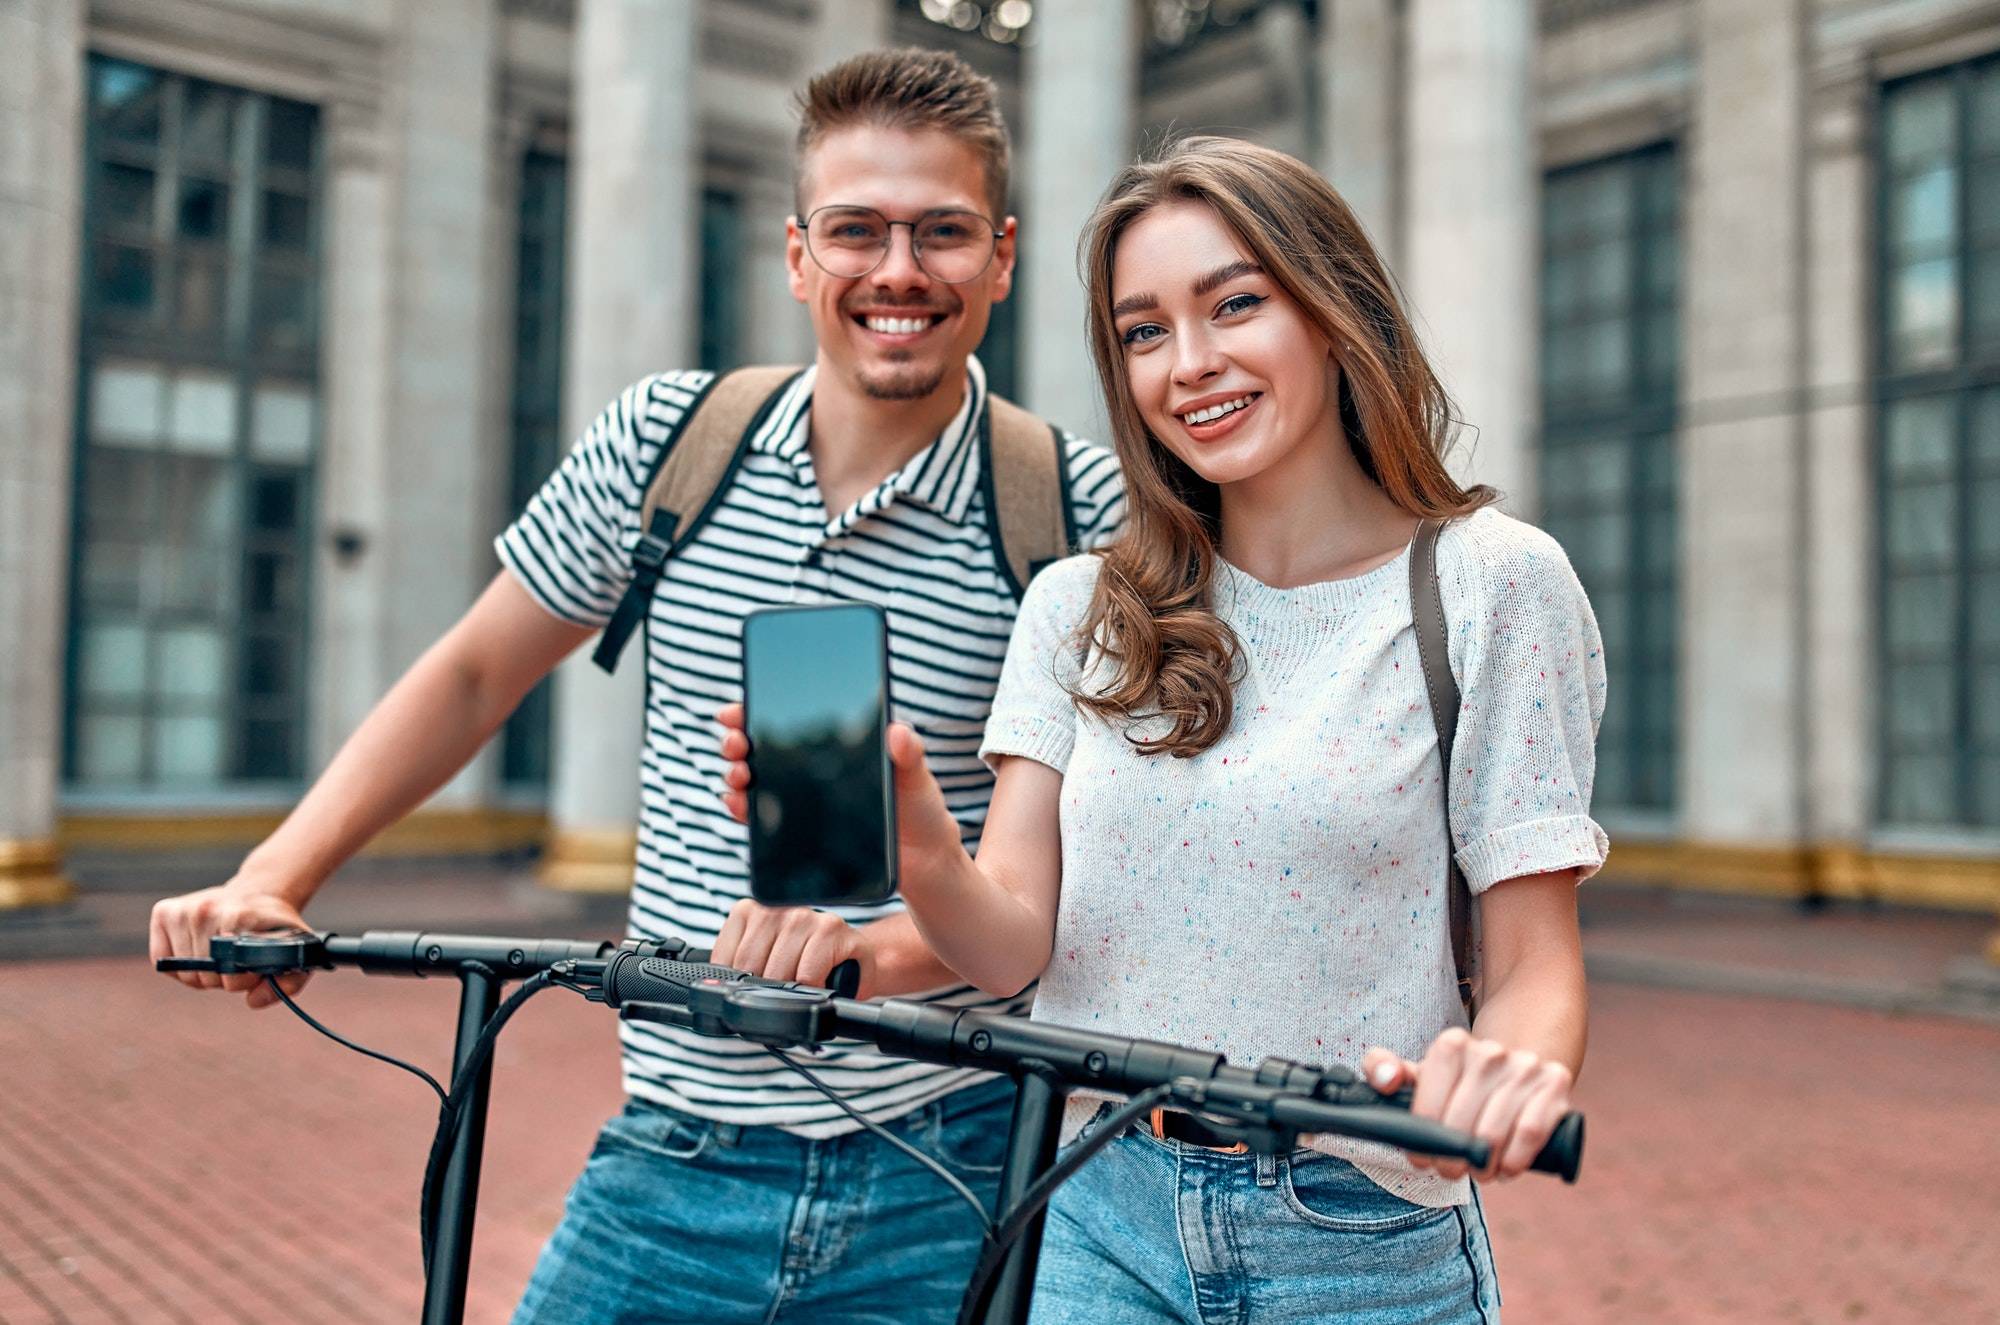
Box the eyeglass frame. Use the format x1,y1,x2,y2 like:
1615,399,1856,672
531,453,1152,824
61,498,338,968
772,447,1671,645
796,204,1007,284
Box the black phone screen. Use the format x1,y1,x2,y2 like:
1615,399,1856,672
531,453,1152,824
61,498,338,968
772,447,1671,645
742,602,897,906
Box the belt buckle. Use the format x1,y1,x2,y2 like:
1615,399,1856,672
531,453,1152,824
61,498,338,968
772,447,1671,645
1149,1106,1248,1154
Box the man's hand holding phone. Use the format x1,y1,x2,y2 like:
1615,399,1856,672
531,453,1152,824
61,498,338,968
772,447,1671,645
717,704,985,999
717,703,966,908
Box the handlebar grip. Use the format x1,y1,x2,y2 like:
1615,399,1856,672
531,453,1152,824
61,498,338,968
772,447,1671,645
601,953,860,1008
1380,1087,1584,1182
1535,1111,1584,1184
602,953,743,1009
665,947,860,999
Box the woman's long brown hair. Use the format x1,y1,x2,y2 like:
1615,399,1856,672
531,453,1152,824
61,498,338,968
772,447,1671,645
1074,136,1493,758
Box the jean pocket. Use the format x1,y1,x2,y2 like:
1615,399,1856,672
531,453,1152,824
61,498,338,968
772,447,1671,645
595,1102,716,1165
925,1083,1016,1177
1279,1155,1453,1232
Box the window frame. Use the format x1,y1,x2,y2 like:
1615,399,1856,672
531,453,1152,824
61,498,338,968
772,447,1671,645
1536,141,1682,817
64,56,323,793
500,147,570,790
1872,54,2000,831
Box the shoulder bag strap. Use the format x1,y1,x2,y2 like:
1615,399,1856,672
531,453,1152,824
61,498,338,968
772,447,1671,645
591,365,803,673
984,391,1074,599
1410,517,1478,1012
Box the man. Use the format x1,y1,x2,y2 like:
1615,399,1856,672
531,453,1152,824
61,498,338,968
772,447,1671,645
150,47,1123,1323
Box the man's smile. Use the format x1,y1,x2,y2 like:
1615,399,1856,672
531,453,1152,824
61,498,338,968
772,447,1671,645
851,306,952,345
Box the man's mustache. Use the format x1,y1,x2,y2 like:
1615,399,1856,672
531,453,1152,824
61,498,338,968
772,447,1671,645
841,296,959,316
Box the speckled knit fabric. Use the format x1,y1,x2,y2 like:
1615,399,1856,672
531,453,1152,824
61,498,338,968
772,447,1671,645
978,507,1609,1207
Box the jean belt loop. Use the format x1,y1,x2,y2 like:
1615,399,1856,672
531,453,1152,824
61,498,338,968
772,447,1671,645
1255,1151,1278,1187
713,1121,742,1148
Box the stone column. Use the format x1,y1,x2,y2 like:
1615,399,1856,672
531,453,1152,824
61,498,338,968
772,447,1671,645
1401,0,1536,511
378,0,501,807
542,0,699,891
812,0,893,67
313,90,395,773
1680,0,1808,851
0,0,83,908
1319,0,1400,265
1022,0,1135,439
1252,2,1314,163
1802,63,1873,875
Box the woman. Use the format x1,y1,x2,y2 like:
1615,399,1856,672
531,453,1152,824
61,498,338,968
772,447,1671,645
723,137,1606,1322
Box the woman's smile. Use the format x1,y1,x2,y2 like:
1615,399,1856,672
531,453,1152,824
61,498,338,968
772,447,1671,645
1174,390,1264,441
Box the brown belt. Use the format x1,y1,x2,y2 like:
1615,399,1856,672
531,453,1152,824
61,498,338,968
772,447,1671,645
1147,1106,1249,1154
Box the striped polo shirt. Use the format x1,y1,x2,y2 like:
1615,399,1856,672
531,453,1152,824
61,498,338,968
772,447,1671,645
496,356,1125,1133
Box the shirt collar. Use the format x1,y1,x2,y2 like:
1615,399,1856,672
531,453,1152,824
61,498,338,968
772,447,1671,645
755,357,988,528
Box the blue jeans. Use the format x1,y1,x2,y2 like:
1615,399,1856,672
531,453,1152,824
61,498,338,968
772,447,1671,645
1028,1116,1502,1325
513,1075,1016,1324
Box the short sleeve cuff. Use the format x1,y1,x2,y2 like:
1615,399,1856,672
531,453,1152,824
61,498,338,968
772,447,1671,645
1456,814,1609,894
979,712,1075,776
494,531,614,629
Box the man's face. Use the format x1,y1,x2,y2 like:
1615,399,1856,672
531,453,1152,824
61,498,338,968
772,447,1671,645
789,125,1016,402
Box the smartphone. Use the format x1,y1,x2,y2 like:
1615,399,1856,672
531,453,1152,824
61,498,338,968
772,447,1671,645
742,601,898,906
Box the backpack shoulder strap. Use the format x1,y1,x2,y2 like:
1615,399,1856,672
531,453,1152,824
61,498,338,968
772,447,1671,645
984,391,1076,599
591,365,803,673
1410,516,1477,1012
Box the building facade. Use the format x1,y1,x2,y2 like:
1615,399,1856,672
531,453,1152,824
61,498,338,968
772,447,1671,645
2,0,1997,916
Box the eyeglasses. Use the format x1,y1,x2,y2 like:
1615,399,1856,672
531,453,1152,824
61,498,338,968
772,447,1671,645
800,205,1003,284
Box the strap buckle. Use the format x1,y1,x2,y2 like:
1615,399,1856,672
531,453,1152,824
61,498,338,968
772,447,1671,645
630,528,673,585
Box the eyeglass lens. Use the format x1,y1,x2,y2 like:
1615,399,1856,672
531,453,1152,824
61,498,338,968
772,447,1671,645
805,207,996,283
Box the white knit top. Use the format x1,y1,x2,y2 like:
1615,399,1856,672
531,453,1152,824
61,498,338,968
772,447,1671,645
978,507,1609,1206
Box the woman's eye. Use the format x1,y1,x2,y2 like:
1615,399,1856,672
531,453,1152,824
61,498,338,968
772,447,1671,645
1120,323,1165,346
1218,293,1265,317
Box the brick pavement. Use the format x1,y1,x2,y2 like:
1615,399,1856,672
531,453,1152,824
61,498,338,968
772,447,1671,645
5,870,1998,1322
1482,983,2000,1323
0,954,623,1325
1573,886,2000,1021
6,954,1999,1323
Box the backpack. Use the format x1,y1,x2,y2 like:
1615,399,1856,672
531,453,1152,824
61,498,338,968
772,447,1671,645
592,365,1082,674
1410,517,1479,1012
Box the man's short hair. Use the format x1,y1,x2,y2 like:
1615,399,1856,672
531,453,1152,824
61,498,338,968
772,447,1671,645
794,47,1010,219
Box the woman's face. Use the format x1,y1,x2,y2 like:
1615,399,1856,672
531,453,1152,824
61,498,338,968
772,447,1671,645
1108,200,1342,492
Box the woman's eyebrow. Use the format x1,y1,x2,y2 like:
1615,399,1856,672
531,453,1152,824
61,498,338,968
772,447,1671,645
1191,259,1263,297
1110,261,1264,320
1110,291,1158,319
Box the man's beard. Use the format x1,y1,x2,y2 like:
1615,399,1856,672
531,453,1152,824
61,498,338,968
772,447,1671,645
857,358,949,401
844,295,957,401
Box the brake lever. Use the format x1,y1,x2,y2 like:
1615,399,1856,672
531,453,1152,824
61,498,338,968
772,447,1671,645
154,929,332,977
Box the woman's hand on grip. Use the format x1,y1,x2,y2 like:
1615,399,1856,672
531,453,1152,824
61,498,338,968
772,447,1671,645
1361,1029,1573,1181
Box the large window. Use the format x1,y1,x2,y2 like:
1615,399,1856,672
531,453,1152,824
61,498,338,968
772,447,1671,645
1876,60,2000,830
1538,145,1680,814
66,58,320,789
700,188,745,372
